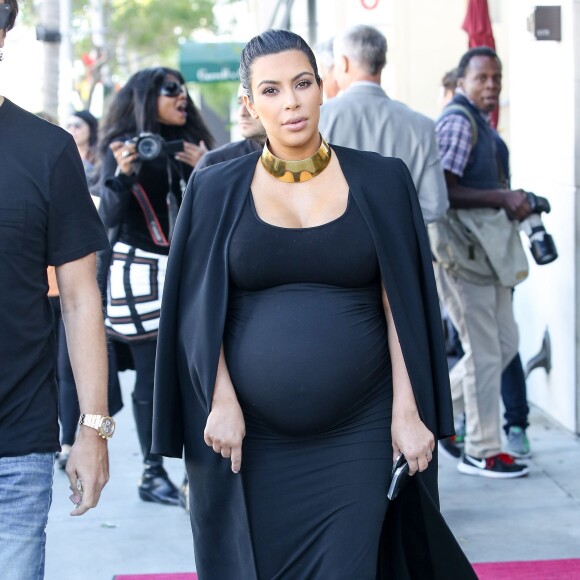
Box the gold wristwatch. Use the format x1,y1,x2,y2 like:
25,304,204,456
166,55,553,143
79,414,116,439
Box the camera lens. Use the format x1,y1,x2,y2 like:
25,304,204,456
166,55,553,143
530,234,558,265
137,135,163,161
520,215,558,265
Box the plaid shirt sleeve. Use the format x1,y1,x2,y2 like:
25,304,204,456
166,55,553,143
435,114,473,177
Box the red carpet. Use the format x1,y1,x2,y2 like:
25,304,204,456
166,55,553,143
473,558,580,579
113,560,580,579
113,575,197,580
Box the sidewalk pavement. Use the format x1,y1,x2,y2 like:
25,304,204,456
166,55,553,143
45,372,194,580
440,405,580,563
45,372,580,580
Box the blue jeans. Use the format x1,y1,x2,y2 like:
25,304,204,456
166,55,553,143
501,353,530,433
0,453,54,580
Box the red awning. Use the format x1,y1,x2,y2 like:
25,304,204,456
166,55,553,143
462,0,498,127
462,0,495,49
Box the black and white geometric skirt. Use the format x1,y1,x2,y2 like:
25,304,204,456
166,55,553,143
105,242,167,342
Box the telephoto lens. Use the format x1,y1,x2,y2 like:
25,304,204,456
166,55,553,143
519,192,558,265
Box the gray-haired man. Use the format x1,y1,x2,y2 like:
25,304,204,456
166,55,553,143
319,24,448,224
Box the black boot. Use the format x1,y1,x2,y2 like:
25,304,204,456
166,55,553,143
133,396,179,506
138,458,180,505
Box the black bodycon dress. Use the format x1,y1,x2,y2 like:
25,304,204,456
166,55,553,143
223,191,394,579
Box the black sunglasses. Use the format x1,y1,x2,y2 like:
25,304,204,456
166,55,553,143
0,4,12,31
158,81,186,98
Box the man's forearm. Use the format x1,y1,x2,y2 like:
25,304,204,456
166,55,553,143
61,286,108,414
448,182,505,210
57,253,109,415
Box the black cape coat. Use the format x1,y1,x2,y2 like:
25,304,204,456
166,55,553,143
152,145,477,580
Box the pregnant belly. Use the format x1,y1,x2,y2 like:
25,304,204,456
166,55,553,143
224,284,391,436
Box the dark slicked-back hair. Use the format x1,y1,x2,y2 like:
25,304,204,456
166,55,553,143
3,0,19,31
98,67,214,160
457,46,501,79
239,29,321,101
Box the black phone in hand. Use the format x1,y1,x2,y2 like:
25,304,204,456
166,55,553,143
387,454,410,501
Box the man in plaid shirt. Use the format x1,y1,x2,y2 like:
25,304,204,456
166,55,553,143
433,47,532,479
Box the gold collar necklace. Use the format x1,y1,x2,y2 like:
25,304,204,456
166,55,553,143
260,136,331,183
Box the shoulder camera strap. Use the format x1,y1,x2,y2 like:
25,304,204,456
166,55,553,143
130,183,170,247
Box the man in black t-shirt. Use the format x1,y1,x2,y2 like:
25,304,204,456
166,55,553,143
0,3,112,577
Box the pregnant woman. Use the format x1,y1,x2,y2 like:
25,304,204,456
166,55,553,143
153,30,476,579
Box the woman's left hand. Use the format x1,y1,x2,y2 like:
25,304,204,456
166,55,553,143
391,411,435,476
174,140,208,168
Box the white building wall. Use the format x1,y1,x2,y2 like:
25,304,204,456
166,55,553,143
389,0,467,119
509,0,578,432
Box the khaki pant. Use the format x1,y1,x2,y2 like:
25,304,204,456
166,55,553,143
435,266,519,458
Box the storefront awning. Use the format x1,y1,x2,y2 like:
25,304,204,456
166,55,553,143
179,42,246,83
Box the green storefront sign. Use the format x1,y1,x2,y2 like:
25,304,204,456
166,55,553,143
179,42,246,84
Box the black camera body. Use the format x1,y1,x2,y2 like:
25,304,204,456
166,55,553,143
133,132,184,162
520,192,558,265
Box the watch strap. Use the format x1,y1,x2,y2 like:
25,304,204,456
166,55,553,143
79,413,103,430
79,413,115,438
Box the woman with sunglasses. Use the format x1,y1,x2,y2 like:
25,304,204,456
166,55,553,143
152,30,476,578
97,67,214,506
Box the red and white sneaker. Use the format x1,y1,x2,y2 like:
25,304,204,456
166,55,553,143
458,452,529,479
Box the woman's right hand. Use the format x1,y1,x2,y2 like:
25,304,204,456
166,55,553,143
204,397,246,473
110,140,138,175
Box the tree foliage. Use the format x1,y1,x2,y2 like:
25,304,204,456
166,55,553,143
64,0,222,107
106,0,216,69
26,0,238,122
71,0,217,75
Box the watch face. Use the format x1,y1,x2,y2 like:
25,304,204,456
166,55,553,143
100,417,116,438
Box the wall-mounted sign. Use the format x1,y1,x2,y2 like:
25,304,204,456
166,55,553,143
179,42,246,84
528,6,562,41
